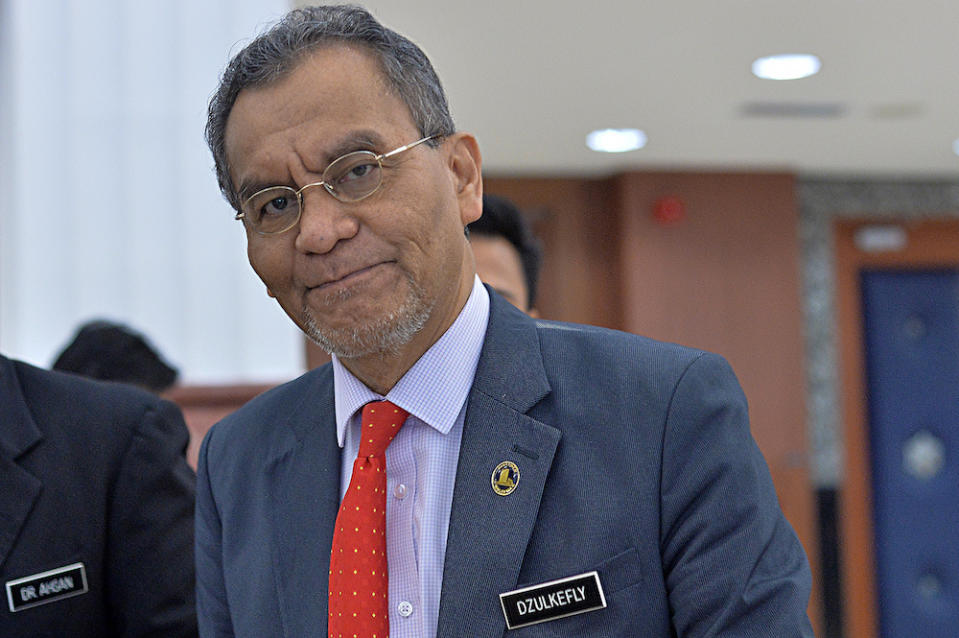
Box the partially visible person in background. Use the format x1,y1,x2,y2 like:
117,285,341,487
52,320,179,393
468,194,542,316
1,328,196,635
0,354,197,636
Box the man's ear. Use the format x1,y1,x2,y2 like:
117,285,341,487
447,132,483,225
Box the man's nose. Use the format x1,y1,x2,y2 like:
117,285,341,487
294,187,359,254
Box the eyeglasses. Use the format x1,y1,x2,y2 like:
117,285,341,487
236,135,438,236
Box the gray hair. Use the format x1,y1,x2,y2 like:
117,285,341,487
206,4,456,210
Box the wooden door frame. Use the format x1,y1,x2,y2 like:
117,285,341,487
835,218,959,638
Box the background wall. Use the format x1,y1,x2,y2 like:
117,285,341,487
0,0,301,383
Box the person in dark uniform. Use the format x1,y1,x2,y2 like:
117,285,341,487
0,354,197,636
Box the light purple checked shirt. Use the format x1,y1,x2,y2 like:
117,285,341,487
332,276,490,638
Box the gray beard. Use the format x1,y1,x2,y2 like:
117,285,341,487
302,274,432,359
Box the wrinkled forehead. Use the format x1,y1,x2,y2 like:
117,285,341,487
223,44,417,177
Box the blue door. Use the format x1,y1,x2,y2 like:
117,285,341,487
861,269,959,636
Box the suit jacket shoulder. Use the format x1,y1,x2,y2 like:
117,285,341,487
10,357,182,451
201,363,334,479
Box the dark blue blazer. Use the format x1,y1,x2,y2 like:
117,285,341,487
196,292,814,637
0,355,197,637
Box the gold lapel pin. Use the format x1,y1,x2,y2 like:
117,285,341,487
491,461,520,496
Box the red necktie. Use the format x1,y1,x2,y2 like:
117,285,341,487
329,400,408,638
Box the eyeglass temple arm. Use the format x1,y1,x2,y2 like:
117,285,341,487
380,135,436,160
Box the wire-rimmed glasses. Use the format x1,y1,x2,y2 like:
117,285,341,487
236,135,438,235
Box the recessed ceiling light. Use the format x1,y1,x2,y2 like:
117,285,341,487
751,54,822,81
586,128,647,153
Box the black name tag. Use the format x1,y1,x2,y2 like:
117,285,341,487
499,570,606,630
5,563,88,612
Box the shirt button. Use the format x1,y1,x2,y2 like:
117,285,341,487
397,600,414,617
394,483,408,500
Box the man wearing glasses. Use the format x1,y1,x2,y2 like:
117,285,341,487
196,5,814,638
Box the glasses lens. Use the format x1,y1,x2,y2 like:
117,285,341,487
244,187,300,234
325,151,382,201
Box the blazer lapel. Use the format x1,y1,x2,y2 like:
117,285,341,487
0,357,43,572
266,366,342,637
436,296,560,638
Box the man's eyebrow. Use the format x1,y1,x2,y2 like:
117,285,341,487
236,178,285,202
320,130,386,163
236,172,296,203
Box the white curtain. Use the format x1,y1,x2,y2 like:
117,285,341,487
0,0,304,384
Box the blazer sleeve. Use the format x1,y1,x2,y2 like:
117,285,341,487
195,425,235,638
107,398,198,637
659,353,815,637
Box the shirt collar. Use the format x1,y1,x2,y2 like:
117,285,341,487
333,276,490,447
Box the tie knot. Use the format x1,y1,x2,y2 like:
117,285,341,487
359,400,409,457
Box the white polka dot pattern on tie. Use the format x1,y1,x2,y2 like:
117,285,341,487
329,400,409,638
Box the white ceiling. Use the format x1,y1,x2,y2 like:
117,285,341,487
336,0,959,179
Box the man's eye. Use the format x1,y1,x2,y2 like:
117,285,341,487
261,196,290,216
340,162,377,183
